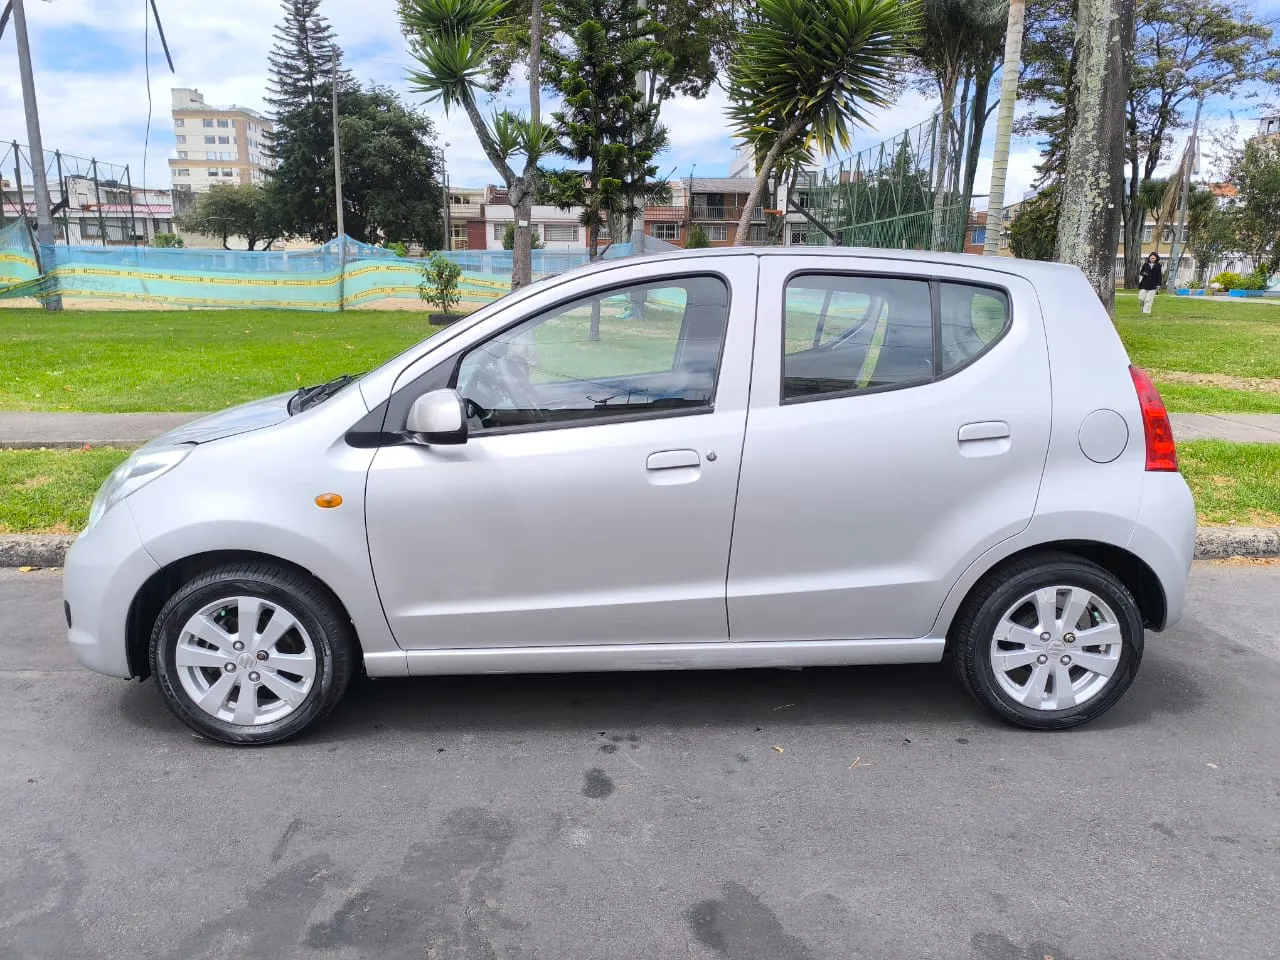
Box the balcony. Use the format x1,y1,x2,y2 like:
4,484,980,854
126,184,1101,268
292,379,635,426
690,203,764,222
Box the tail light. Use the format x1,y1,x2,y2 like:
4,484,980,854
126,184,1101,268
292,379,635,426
1129,365,1178,471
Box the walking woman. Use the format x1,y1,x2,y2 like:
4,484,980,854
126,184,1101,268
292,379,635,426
1138,252,1162,314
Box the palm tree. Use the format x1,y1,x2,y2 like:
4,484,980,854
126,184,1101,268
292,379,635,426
727,0,920,247
401,0,550,288
983,0,1024,255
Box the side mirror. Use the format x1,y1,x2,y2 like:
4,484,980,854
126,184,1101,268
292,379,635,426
405,388,468,445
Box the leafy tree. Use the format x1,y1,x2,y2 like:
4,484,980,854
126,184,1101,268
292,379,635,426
1020,0,1279,286
727,0,920,247
419,251,463,313
1231,138,1280,272
1008,186,1060,260
402,0,551,289
501,222,544,249
332,85,444,246
177,184,283,250
150,233,184,248
685,224,711,248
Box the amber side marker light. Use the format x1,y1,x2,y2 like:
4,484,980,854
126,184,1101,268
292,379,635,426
315,493,344,509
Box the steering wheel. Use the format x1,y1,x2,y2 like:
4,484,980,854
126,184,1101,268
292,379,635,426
464,357,546,426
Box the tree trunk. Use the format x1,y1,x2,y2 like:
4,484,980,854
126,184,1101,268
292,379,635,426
961,67,993,215
984,0,1026,255
930,71,958,252
1054,0,1134,317
512,0,543,290
735,119,805,246
589,298,601,342
1121,104,1142,288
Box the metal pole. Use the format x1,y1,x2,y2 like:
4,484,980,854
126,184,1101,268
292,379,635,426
12,142,30,258
442,170,451,250
91,159,107,247
125,163,138,246
331,47,346,311
11,0,60,307
984,0,1026,255
1166,95,1202,292
54,149,69,242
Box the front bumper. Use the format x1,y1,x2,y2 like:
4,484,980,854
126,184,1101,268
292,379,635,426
63,502,160,678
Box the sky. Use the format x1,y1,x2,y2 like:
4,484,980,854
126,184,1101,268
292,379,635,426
0,0,1272,203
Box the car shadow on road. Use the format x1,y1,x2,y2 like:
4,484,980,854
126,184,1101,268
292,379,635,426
110,640,1206,745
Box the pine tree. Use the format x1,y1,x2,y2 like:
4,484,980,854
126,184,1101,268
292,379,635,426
265,0,349,111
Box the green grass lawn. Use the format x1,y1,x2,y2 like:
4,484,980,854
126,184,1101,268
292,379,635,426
1178,440,1280,527
1114,293,1280,413
0,447,130,533
3,439,1275,534
0,308,435,412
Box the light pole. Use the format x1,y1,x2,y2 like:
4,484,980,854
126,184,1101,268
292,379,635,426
10,0,61,309
1166,93,1203,292
441,142,451,250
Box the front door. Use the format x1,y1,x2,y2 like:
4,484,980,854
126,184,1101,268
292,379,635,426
366,259,758,650
727,257,1052,642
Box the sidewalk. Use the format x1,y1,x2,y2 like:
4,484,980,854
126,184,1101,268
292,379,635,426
0,412,203,449
3,410,1280,448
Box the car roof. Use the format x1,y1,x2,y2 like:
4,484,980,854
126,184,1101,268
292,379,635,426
576,245,1083,286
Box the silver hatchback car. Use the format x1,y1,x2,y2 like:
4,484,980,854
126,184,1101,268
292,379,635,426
65,249,1196,744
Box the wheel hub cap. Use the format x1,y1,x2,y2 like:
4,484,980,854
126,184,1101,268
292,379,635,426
174,596,317,726
989,586,1122,712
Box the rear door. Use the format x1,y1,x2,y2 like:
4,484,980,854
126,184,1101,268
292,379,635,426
727,256,1051,641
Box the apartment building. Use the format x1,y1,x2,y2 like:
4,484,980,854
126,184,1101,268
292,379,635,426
645,177,770,247
168,88,274,195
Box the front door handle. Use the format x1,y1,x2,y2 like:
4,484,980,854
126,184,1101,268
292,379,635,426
646,449,701,470
958,421,1011,442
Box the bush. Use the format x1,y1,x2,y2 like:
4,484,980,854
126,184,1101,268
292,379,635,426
150,233,184,248
1211,270,1268,291
501,222,544,250
684,224,711,248
388,240,409,258
418,251,463,314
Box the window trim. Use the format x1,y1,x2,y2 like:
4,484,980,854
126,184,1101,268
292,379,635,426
777,269,1014,406
453,273,733,437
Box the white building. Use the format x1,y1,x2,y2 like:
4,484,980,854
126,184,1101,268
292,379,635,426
2,176,175,245
168,88,274,197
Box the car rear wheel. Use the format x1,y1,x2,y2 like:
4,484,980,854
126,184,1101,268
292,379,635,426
149,563,355,745
952,553,1144,730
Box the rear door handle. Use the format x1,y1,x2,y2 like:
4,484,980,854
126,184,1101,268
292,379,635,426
958,421,1011,442
646,449,700,470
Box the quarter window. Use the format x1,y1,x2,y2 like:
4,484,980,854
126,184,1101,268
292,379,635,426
939,283,1010,373
455,276,729,431
782,274,933,400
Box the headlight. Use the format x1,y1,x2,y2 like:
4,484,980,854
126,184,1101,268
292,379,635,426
85,445,194,533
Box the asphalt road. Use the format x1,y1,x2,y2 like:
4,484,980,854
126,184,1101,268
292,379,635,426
2,564,1278,960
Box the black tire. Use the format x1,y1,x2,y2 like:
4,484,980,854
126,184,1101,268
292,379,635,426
149,562,355,745
951,552,1144,730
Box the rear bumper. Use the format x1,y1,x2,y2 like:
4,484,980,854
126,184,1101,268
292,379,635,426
63,503,159,679
1128,471,1197,630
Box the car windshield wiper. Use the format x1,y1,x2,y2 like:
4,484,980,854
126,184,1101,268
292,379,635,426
288,373,359,414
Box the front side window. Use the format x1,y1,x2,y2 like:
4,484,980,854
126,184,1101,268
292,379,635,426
783,274,933,400
454,276,729,431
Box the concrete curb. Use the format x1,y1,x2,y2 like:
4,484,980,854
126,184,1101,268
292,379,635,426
3,528,1279,570
0,534,78,568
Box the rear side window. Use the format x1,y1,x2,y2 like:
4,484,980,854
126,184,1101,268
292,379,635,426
939,283,1010,373
783,275,934,400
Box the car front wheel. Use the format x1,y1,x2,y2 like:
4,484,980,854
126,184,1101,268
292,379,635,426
952,553,1144,730
149,563,355,745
